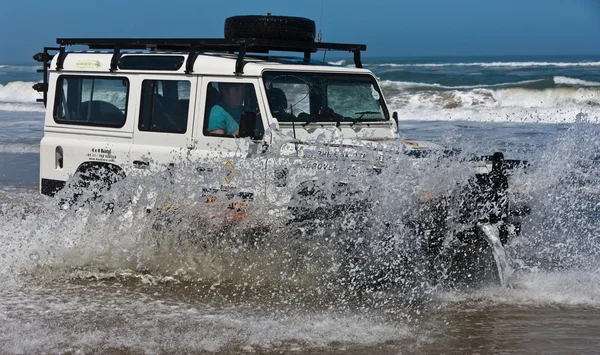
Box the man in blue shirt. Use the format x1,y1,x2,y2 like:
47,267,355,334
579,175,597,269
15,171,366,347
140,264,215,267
207,83,245,136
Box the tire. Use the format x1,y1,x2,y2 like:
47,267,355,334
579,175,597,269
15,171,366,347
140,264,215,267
287,180,369,222
64,162,126,209
224,15,316,42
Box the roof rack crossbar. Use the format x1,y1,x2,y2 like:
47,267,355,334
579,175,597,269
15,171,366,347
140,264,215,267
56,46,67,71
353,50,363,69
235,44,246,75
110,46,121,72
185,47,198,74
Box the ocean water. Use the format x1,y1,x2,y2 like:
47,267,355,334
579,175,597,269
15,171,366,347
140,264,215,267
0,56,599,354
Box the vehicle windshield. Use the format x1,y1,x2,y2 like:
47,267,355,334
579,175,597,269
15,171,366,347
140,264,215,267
262,71,389,123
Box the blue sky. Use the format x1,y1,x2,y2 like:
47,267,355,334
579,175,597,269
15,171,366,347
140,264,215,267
1,0,600,63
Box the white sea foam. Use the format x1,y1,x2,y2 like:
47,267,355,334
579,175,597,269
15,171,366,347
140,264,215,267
380,79,545,91
554,76,600,87
440,271,600,308
370,61,600,68
327,60,346,66
0,289,416,353
382,80,600,122
0,103,45,112
392,105,599,123
0,81,41,103
388,92,600,123
0,81,44,112
0,64,38,72
0,143,40,154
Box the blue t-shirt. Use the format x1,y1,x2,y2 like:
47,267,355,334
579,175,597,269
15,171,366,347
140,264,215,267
207,103,243,135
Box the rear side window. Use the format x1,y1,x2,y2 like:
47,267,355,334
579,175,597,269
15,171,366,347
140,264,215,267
139,80,191,134
54,76,128,127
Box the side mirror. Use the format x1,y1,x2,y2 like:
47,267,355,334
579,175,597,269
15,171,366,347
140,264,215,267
239,111,257,139
392,112,399,133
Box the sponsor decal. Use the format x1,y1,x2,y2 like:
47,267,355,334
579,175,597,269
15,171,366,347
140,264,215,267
87,147,116,162
225,161,236,184
300,161,338,170
75,60,102,69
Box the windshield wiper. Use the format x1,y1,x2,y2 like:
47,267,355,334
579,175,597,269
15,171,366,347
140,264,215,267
302,114,317,127
355,111,381,119
348,111,382,127
302,109,340,127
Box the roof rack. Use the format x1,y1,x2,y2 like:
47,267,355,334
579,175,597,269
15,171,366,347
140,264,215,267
57,37,366,73
33,38,366,107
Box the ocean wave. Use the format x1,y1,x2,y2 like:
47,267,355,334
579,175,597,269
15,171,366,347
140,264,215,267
390,105,599,123
381,75,600,93
554,76,600,87
0,81,40,102
0,103,45,112
0,81,44,112
0,64,39,72
383,83,600,111
369,61,600,68
380,79,548,91
327,60,346,66
0,143,40,154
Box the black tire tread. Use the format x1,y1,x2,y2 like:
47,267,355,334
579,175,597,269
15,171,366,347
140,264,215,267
224,15,316,42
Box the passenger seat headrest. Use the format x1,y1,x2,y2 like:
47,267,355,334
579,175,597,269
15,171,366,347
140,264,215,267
268,88,288,113
207,85,222,108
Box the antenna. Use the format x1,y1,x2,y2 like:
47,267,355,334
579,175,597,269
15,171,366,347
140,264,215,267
319,0,326,62
290,103,299,156
318,0,323,43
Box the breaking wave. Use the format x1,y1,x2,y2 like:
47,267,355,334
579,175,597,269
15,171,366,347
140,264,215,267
0,64,38,72
327,60,346,66
0,143,40,154
369,61,600,68
381,80,600,122
553,76,600,87
0,81,43,112
384,85,600,109
381,77,600,91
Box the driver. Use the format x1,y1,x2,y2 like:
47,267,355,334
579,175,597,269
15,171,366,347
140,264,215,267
207,83,245,136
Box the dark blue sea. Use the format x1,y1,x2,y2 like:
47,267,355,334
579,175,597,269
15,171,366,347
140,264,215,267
0,56,599,354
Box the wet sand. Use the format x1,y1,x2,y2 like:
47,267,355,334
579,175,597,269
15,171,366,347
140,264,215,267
1,278,599,354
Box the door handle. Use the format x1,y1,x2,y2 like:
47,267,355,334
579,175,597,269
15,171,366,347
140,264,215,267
195,166,213,174
133,160,150,169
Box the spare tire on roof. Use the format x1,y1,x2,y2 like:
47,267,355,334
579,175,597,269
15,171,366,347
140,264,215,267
224,15,316,42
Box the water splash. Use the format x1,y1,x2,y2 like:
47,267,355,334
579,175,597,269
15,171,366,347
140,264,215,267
0,122,597,312
478,223,513,286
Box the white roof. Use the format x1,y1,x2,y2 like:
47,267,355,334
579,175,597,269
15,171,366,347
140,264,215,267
51,51,373,77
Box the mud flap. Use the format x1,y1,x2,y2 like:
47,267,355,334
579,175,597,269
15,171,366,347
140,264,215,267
432,222,516,288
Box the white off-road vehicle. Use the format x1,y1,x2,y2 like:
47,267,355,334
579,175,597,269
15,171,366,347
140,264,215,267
34,15,527,288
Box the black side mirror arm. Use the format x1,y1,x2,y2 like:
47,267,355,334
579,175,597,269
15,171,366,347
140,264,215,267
392,112,399,135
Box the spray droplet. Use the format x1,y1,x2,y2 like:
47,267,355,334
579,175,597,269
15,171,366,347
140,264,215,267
29,251,40,262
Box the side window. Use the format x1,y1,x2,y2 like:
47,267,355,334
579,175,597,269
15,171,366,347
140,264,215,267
203,82,263,139
268,82,310,122
54,76,128,127
139,80,190,134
